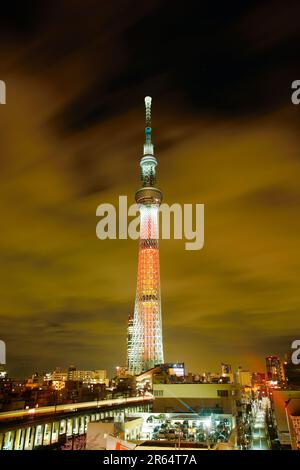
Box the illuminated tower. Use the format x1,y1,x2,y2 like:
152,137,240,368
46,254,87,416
128,97,164,374
126,314,133,370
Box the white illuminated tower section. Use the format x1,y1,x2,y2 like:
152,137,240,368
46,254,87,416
128,97,164,374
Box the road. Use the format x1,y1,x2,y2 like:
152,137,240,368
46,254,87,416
251,407,270,450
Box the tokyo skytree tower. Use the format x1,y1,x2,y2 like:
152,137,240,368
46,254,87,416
127,97,164,375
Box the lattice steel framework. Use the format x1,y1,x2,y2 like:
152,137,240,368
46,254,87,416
127,97,164,375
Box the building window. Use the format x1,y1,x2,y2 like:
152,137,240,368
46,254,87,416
217,390,229,397
154,390,163,397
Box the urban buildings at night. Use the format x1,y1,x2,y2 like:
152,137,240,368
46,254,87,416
1,352,300,450
266,356,286,386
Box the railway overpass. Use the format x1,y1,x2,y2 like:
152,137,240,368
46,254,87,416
0,395,153,450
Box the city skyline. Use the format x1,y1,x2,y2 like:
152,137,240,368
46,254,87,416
0,2,300,378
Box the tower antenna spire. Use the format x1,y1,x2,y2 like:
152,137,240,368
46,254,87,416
144,96,153,155
145,96,152,127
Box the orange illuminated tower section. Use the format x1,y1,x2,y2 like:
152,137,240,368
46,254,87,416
127,97,164,374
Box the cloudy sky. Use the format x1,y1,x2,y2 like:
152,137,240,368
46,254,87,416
0,1,300,377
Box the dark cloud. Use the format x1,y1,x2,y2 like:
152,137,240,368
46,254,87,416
240,185,300,207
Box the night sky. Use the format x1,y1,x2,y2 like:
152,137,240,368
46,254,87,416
0,1,300,377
